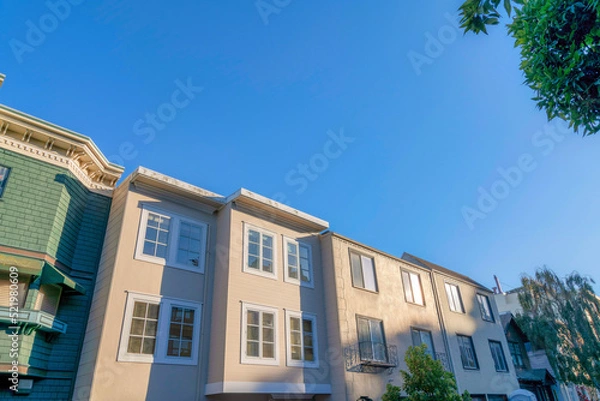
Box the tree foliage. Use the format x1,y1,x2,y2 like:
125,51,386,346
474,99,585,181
398,344,471,401
516,268,600,387
459,0,600,136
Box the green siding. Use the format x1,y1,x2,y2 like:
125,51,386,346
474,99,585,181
0,148,113,400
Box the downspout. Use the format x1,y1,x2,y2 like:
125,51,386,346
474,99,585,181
429,270,456,377
196,223,214,401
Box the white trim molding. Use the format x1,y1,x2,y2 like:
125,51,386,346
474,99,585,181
205,381,332,395
117,292,202,365
282,236,314,288
240,302,280,366
134,205,209,274
285,310,319,369
242,222,278,280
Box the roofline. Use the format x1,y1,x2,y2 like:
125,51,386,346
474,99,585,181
402,252,492,292
321,231,434,275
226,188,329,231
0,104,124,173
128,166,226,207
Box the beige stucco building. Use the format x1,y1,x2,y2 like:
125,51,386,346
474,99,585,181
73,167,520,401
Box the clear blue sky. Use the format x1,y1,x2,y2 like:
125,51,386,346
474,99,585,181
1,0,599,292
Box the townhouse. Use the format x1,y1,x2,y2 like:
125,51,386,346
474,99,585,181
0,103,123,399
319,233,519,401
73,168,332,400
0,88,523,400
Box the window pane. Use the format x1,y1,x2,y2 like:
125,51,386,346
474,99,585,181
171,307,183,322
247,310,259,325
180,341,192,357
142,338,156,354
262,235,273,248
411,273,424,305
304,347,314,361
291,345,302,360
248,255,259,269
287,242,297,255
361,256,377,291
130,318,145,335
402,272,414,303
290,317,301,331
263,327,274,342
262,260,273,273
247,341,259,357
299,245,309,259
291,331,301,345
145,320,158,336
351,253,364,288
127,337,142,353
247,326,259,341
249,230,260,243
263,343,274,358
183,309,195,324
262,312,274,327
302,319,313,334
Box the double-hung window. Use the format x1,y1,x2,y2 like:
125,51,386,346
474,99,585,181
350,251,377,292
286,311,318,368
357,316,387,362
457,334,479,370
508,341,526,369
445,283,464,313
402,270,424,305
284,238,313,287
243,224,276,278
135,207,208,273
489,340,509,372
242,302,278,365
0,166,11,198
411,328,435,357
477,293,494,322
118,293,202,365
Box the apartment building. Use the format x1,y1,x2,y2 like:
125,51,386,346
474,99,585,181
0,103,123,399
319,233,519,401
73,168,332,400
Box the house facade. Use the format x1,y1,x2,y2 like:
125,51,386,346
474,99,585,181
0,104,123,399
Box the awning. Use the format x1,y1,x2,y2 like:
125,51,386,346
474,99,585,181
0,252,85,295
517,369,557,385
40,263,86,295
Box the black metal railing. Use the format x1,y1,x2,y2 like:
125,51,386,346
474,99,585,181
344,342,398,373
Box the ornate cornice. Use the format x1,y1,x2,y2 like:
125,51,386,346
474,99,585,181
0,105,124,196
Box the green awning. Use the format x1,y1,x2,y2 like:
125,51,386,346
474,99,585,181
0,252,85,295
40,263,86,295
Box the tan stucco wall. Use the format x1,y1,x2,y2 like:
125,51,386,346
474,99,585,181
322,234,448,401
206,203,331,393
77,184,217,401
434,272,520,396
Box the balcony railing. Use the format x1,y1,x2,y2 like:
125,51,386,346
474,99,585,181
344,341,398,373
0,307,67,335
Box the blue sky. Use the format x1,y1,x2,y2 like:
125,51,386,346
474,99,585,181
1,0,599,292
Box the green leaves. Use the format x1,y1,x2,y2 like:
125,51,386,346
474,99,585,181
399,345,470,401
459,0,600,136
516,268,600,387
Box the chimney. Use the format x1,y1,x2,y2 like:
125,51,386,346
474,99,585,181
494,275,504,294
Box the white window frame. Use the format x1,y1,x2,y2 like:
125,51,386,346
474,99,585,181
402,270,425,306
445,282,465,313
242,223,278,280
285,310,319,368
135,206,208,273
241,302,279,366
349,250,378,292
118,292,202,365
476,293,494,322
283,237,314,288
